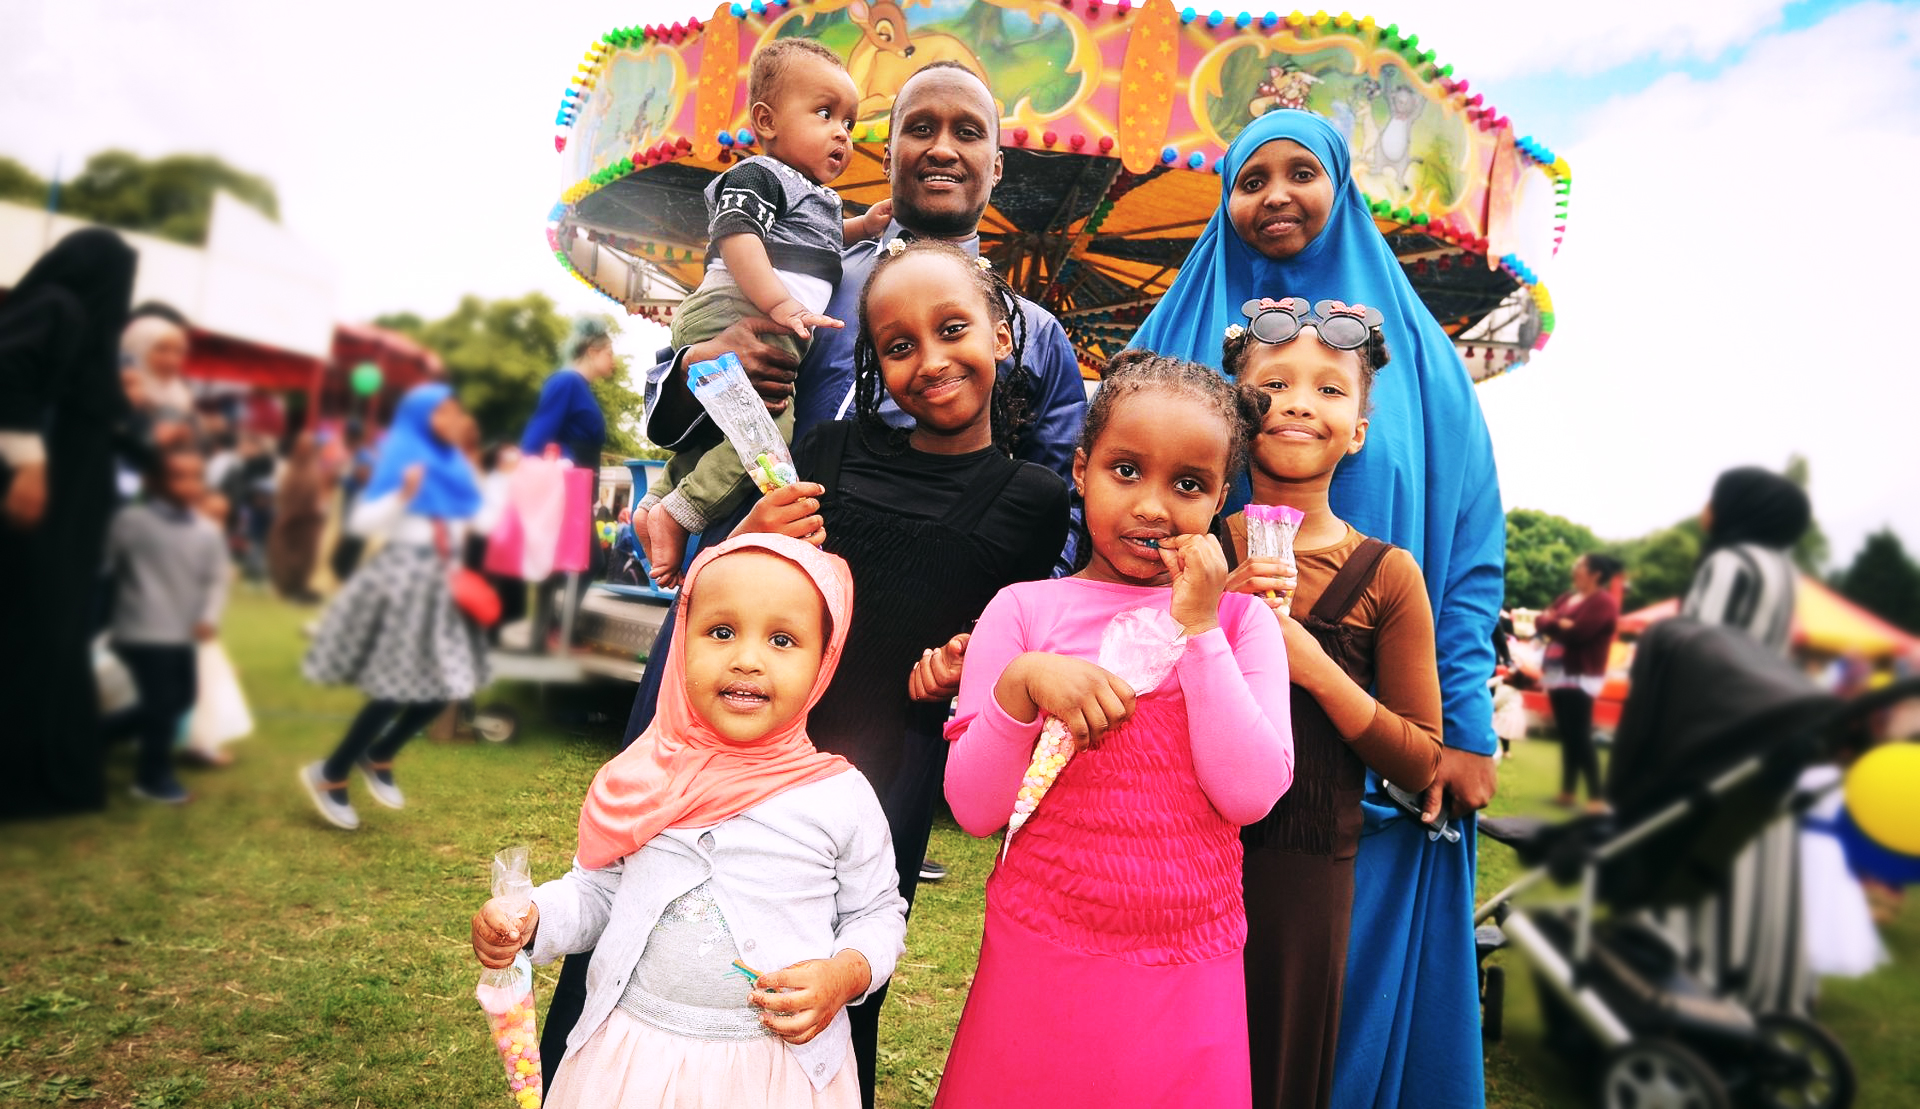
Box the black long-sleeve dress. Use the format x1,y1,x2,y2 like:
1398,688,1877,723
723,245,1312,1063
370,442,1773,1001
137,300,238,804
0,229,137,820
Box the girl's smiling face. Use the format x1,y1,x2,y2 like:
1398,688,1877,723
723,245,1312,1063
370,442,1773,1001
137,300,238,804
683,551,827,744
866,252,1010,454
1073,389,1233,586
1240,329,1368,483
1227,139,1335,260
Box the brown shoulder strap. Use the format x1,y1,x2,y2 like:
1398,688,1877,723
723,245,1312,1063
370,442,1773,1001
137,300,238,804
1309,537,1394,625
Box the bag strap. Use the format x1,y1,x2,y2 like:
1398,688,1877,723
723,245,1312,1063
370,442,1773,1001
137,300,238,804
1309,537,1394,625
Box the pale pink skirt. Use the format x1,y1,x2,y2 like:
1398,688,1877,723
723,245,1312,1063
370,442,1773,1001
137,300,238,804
544,1010,859,1109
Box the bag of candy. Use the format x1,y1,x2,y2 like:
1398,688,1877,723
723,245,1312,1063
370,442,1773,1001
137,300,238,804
688,352,798,493
475,846,542,1109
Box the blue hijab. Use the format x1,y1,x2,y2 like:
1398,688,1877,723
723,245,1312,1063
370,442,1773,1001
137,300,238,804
363,383,481,519
1133,110,1502,1109
1132,108,1501,757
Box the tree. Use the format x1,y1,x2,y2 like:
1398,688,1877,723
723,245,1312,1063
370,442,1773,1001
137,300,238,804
1504,508,1602,610
375,294,647,457
1616,519,1702,610
1783,454,1829,575
0,157,48,207
1836,529,1920,634
55,151,279,245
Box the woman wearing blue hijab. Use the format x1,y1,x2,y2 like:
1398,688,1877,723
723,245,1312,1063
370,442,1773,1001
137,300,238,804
301,384,487,832
1133,110,1502,1109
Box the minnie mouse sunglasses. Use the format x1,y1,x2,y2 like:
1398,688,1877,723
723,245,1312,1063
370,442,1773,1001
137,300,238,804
1238,297,1384,350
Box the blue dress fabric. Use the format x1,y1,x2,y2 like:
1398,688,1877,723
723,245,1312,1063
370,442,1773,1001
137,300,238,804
1132,109,1501,1109
520,366,607,469
362,383,481,520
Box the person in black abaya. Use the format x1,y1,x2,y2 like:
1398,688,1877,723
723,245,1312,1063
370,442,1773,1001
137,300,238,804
0,228,138,820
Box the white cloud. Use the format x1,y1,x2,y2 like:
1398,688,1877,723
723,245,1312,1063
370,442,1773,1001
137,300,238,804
1477,1,1920,566
1369,0,1790,79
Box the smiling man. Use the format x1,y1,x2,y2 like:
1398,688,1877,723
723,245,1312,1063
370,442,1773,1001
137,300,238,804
546,62,1089,1105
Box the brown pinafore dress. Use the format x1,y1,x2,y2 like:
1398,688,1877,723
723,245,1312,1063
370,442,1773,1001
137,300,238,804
1241,537,1394,1109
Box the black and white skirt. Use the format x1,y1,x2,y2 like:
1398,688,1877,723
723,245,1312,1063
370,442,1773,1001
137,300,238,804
304,544,488,703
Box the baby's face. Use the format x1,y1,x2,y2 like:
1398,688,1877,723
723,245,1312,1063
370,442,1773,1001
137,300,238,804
760,53,859,185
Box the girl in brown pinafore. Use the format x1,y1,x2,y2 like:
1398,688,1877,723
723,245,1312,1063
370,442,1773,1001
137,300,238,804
1220,298,1445,1109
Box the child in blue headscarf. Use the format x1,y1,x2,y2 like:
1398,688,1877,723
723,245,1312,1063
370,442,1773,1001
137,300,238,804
300,384,487,832
1133,110,1503,1109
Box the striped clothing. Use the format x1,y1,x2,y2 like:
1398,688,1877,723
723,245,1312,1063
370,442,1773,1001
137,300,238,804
1659,541,1810,1015
1681,544,1797,655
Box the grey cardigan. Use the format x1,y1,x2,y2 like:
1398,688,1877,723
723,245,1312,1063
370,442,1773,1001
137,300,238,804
529,769,907,1090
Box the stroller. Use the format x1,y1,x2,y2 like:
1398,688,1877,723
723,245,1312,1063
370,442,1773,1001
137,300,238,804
1475,618,1916,1109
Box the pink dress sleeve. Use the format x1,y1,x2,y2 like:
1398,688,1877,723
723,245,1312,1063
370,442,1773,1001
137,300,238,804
1179,592,1294,825
943,586,1045,838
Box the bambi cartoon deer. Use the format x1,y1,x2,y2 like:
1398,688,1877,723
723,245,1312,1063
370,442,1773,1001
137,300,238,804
845,0,990,118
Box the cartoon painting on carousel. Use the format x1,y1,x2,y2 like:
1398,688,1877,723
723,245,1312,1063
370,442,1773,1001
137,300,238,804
1193,39,1473,213
765,0,1098,125
573,46,688,179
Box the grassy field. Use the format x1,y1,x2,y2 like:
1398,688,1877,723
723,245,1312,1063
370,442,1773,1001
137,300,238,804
3,590,1915,1107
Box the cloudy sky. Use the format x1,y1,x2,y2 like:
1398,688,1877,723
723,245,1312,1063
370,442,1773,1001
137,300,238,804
5,0,1916,568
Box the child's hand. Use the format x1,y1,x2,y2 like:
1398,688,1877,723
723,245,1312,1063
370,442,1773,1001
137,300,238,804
908,633,969,703
401,463,425,501
1225,556,1296,612
769,299,844,341
470,898,539,970
739,481,826,545
1276,611,1334,695
1002,652,1136,751
1159,533,1227,637
861,199,894,238
751,950,872,1045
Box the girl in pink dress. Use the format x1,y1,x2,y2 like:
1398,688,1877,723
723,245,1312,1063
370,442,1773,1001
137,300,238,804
937,351,1295,1109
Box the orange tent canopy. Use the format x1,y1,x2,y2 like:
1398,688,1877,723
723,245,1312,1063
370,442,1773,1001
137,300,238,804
1616,575,1920,659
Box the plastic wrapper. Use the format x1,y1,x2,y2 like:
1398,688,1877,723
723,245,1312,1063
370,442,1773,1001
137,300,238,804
1244,504,1306,615
475,846,542,1108
688,352,798,492
1004,607,1188,859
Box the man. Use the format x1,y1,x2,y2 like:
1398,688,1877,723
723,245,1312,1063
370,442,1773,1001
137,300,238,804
541,63,1088,1104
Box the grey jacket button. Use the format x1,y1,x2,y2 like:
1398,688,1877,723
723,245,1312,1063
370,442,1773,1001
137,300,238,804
744,939,757,950
698,832,716,849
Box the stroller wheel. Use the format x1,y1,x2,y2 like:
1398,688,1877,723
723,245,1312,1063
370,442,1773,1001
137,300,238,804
473,703,520,744
1601,1039,1730,1109
1481,965,1505,1043
1753,1014,1856,1109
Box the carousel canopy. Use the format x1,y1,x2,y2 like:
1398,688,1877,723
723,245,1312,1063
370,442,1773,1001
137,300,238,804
546,0,1569,381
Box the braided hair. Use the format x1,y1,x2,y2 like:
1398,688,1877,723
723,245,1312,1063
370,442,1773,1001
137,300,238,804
850,239,1034,457
1081,349,1268,479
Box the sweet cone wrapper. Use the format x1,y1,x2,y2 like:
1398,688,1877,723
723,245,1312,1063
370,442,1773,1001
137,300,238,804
1003,607,1188,858
477,847,542,1108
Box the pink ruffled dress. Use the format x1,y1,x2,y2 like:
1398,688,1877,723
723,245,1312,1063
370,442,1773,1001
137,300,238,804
937,579,1294,1109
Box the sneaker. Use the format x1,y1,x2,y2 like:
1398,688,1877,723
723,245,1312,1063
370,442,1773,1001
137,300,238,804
130,780,191,805
918,858,948,883
300,762,360,830
356,757,405,810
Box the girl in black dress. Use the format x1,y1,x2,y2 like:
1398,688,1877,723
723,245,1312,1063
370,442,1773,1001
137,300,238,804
742,239,1071,1105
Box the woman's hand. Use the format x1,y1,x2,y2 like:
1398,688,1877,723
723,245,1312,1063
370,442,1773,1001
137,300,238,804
1224,555,1295,613
1419,748,1499,822
1159,533,1226,637
737,481,826,545
998,652,1136,751
752,950,872,1045
908,633,969,703
470,898,539,970
401,463,424,502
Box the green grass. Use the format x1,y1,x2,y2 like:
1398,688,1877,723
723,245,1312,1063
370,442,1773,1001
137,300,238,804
3,591,1915,1107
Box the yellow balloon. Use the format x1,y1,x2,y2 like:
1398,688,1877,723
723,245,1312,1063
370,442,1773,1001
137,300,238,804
1845,744,1920,856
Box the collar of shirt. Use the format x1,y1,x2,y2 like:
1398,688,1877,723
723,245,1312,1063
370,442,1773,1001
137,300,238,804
876,221,981,257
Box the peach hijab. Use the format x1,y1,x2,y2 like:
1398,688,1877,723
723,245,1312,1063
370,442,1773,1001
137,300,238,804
576,533,853,869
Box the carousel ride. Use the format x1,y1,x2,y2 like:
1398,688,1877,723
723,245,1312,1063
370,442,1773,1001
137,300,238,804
543,0,1568,382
